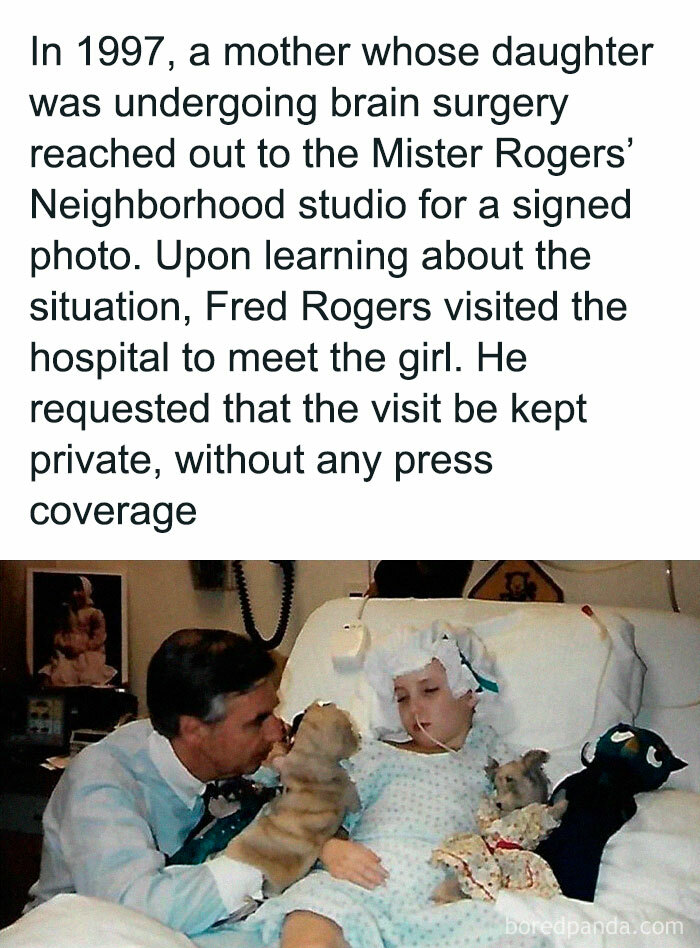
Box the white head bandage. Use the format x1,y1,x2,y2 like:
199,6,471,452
363,621,497,741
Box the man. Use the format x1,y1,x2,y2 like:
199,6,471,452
25,628,286,936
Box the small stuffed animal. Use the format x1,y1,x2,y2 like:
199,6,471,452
536,723,687,901
224,702,360,894
431,750,566,903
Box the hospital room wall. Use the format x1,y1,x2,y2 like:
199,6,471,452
1,560,698,715
0,560,372,712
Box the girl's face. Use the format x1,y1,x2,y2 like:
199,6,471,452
393,659,476,751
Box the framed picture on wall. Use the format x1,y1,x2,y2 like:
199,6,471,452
27,570,127,687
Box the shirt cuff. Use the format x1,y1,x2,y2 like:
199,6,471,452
206,855,264,914
247,764,280,788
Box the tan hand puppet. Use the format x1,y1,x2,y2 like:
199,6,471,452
225,702,360,894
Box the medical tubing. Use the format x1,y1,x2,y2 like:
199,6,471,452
232,560,294,650
415,719,459,754
581,604,615,742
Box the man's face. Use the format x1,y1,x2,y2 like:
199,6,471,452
195,678,284,780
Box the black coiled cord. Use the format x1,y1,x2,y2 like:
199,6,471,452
232,560,295,650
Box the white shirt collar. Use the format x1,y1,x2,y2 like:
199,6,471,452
148,724,207,808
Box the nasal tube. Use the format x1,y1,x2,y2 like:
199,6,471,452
415,719,459,754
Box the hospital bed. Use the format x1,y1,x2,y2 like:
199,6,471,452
2,598,699,948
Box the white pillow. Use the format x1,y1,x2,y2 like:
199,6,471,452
0,895,193,948
278,604,646,769
288,624,497,741
469,607,646,774
276,612,494,738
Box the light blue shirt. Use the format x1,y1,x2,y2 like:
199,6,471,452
25,719,262,936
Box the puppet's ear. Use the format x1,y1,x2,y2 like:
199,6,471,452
581,741,595,766
522,749,549,769
485,757,499,781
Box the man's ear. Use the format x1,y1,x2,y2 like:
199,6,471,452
177,715,208,746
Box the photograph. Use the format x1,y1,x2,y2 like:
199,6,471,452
1,559,699,946
26,569,127,688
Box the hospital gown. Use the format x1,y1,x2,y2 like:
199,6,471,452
204,721,550,948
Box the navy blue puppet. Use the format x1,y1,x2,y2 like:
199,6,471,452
536,724,686,901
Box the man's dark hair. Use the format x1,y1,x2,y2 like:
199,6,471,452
147,628,274,738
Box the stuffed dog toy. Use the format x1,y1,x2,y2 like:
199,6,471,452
431,750,566,903
225,702,360,894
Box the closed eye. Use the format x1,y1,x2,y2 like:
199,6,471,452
246,712,272,730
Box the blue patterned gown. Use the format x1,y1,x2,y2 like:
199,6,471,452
201,721,550,948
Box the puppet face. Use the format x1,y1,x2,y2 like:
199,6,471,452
292,702,360,761
487,750,551,812
593,724,686,791
393,659,475,751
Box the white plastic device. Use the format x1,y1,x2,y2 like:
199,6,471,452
331,621,371,671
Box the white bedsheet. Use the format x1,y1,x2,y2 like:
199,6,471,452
493,790,700,947
0,894,194,948
4,791,699,948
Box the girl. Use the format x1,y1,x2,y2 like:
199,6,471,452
234,625,550,948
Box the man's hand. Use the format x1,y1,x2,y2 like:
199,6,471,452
319,838,389,889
